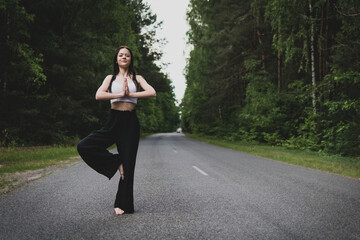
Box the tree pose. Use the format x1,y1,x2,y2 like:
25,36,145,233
77,46,156,215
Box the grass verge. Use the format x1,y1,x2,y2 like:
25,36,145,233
0,145,80,195
186,134,360,178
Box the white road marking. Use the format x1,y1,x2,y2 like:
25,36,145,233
192,166,208,176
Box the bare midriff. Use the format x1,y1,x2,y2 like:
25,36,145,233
111,102,136,111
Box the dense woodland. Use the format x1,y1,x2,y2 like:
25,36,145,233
0,0,179,146
182,0,360,156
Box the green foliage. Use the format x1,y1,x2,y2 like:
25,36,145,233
0,0,179,146
0,145,78,185
182,0,360,156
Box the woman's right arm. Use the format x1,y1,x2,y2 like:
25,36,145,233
95,75,125,100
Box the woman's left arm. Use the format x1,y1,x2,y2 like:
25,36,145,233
129,75,156,98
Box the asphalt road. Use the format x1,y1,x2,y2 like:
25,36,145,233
0,133,359,240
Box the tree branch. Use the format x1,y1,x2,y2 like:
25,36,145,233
333,3,360,17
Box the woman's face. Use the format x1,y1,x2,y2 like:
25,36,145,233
117,48,131,69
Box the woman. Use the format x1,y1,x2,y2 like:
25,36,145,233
77,46,156,215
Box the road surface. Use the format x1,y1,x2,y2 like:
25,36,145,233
0,133,359,239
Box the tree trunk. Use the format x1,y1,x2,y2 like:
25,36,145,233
256,29,266,69
323,0,329,78
256,14,265,69
2,76,6,97
319,2,324,81
309,0,317,115
218,105,222,120
277,26,281,93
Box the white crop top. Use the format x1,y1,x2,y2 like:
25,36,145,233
110,80,138,104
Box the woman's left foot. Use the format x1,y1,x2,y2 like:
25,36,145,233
114,208,125,215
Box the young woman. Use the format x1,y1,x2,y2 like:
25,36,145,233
77,46,156,215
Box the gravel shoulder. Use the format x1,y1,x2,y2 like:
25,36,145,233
0,156,81,196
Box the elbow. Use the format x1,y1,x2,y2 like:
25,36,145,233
152,90,157,98
95,90,105,100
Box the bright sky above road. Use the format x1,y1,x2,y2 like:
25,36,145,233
143,0,190,104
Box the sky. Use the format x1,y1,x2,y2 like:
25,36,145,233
143,0,190,104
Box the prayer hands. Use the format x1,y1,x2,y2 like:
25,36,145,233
123,78,129,97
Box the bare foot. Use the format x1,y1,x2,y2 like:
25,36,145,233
114,208,125,215
118,164,124,180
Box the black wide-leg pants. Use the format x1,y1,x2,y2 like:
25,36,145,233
77,109,140,213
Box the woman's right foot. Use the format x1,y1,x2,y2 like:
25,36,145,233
114,208,125,215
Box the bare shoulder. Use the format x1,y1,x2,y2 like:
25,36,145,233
98,75,113,90
135,75,146,83
101,75,112,85
104,74,113,82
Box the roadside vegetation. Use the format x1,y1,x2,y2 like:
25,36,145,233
0,145,79,195
187,134,360,178
182,0,360,157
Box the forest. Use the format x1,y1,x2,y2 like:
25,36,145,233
182,0,360,156
0,0,179,146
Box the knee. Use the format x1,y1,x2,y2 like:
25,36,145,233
77,140,85,154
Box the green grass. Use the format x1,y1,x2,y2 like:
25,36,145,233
0,146,79,174
0,145,79,193
186,134,360,178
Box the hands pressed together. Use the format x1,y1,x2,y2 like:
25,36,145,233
120,77,130,97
